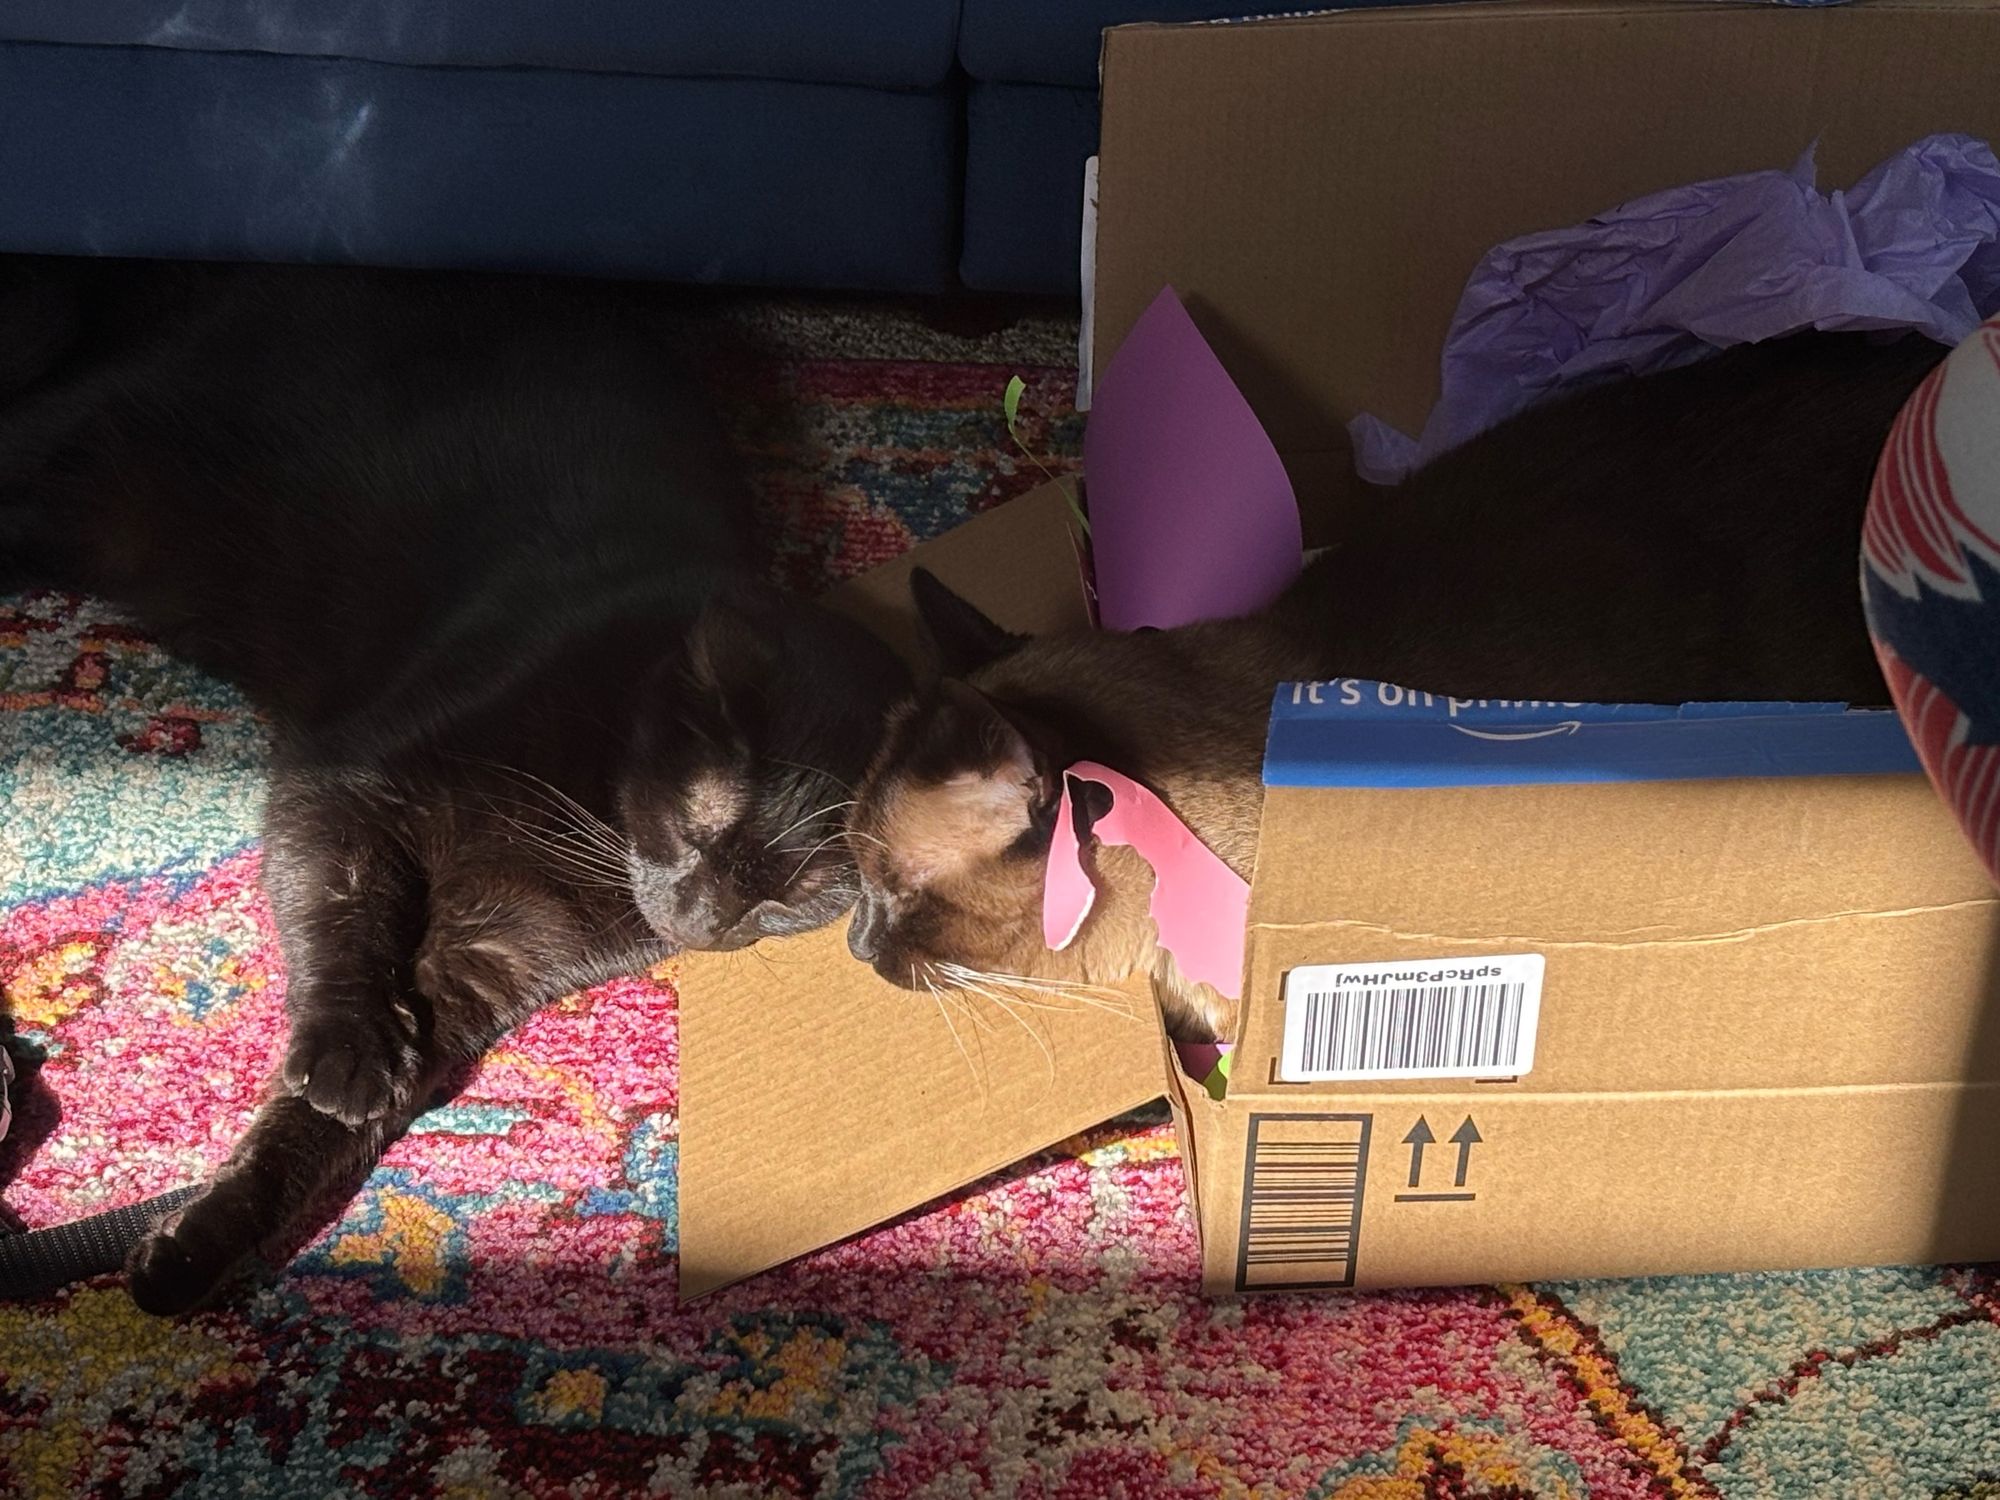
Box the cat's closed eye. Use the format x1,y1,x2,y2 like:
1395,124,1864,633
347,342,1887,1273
616,587,913,954
624,791,855,951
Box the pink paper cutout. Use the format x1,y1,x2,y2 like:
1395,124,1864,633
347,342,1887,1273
1040,760,1250,1000
1043,771,1094,952
1082,287,1302,631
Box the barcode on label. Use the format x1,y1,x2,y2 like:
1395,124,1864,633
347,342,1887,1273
1236,1113,1371,1291
1280,955,1543,1082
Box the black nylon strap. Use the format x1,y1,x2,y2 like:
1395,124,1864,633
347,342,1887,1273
1,1034,206,1301
0,1186,200,1301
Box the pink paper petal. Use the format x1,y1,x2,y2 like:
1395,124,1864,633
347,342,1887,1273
1042,775,1096,950
1039,760,1250,1000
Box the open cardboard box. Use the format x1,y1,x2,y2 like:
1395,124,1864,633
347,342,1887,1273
677,0,2000,1299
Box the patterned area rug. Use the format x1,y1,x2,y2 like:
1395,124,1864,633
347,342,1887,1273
4,293,2000,1499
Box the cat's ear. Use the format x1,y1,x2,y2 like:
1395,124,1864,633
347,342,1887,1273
686,582,785,738
1070,777,1115,842
900,680,1058,826
910,568,1028,678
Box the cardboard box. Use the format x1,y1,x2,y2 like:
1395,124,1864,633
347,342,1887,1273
1087,0,2000,536
677,0,2000,1299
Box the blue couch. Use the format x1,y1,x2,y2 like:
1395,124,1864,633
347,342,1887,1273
0,2,1371,296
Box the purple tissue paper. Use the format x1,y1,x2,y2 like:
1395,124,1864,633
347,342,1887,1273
1350,133,2000,485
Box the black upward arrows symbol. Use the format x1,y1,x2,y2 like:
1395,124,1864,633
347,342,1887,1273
1403,1116,1482,1189
1449,1117,1482,1187
1402,1118,1434,1187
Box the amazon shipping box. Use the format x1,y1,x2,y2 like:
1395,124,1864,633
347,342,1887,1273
674,0,2000,1299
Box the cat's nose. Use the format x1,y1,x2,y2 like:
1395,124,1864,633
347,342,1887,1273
635,867,751,951
846,898,885,965
677,893,750,950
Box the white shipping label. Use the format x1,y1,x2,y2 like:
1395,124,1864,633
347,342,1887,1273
1279,955,1544,1082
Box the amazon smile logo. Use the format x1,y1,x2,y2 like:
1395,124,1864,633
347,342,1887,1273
1449,721,1584,741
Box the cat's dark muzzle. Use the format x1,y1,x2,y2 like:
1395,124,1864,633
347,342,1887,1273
640,900,758,953
845,894,922,987
674,923,761,953
632,885,740,952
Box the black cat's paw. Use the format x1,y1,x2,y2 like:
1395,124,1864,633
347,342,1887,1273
282,1005,421,1126
127,1201,245,1316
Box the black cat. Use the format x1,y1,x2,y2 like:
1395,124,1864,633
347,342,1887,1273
0,257,910,1312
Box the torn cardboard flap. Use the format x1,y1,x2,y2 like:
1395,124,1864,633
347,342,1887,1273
819,484,1089,665
677,923,1162,1300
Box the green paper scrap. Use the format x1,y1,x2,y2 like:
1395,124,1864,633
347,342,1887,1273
1062,481,1090,537
1201,1049,1232,1102
1002,374,1090,536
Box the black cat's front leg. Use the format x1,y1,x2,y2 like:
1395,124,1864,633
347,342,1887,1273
127,871,618,1314
126,1092,395,1315
262,766,429,1127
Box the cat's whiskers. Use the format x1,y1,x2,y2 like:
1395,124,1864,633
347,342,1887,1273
762,799,857,850
502,766,617,838
782,830,857,885
457,755,630,863
772,759,856,796
510,840,628,886
511,820,628,869
468,780,624,840
948,973,1056,1080
507,833,630,885
477,810,633,891
540,815,632,871
466,789,635,887
919,966,977,1084
456,899,510,946
948,963,1126,998
936,962,1139,1021
538,829,632,874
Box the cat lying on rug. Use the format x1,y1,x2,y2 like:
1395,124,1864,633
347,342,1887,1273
0,258,909,1313
843,331,1945,1046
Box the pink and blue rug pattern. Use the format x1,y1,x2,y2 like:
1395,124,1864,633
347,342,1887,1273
5,303,2000,1497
